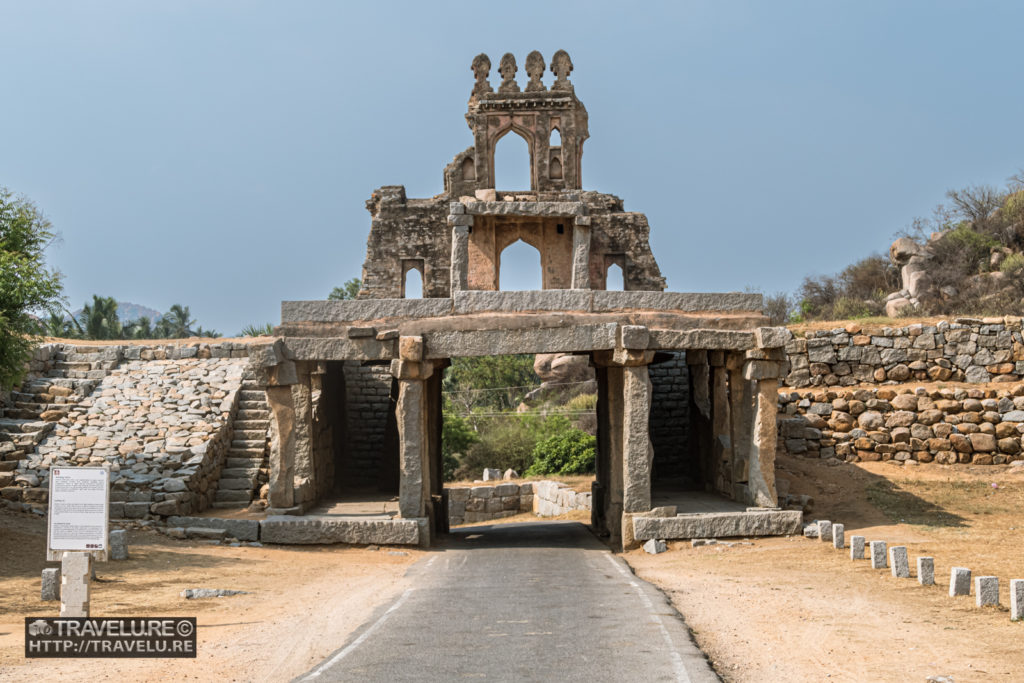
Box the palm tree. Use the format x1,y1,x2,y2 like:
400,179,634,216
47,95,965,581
164,304,195,338
124,316,153,339
44,311,79,338
78,295,121,340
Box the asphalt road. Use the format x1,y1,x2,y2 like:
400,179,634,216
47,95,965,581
297,521,719,682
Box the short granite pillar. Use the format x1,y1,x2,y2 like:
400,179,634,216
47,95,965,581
743,361,781,507
622,363,653,514
450,223,469,293
570,221,591,289
396,374,427,519
949,567,971,597
1011,579,1024,620
41,568,60,601
975,576,999,607
870,541,887,569
60,552,91,617
832,523,845,549
889,546,909,578
710,359,732,496
850,535,865,560
816,520,832,543
109,529,128,560
917,557,935,586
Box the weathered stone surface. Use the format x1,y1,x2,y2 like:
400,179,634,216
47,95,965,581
889,546,910,578
632,510,803,540
590,291,762,313
425,324,618,358
832,523,845,549
870,540,887,569
453,290,593,314
949,567,971,596
109,529,128,560
850,535,866,560
976,576,999,607
917,556,935,586
41,567,60,601
259,517,421,545
167,516,259,542
281,299,454,323
1011,579,1024,620
642,538,667,554
816,520,832,543
181,588,250,599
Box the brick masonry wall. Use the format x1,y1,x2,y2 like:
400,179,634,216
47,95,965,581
648,352,690,481
341,361,393,488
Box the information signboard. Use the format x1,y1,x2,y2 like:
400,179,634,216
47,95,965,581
47,467,110,562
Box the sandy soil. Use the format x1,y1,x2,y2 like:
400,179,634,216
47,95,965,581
626,456,1024,683
0,511,419,682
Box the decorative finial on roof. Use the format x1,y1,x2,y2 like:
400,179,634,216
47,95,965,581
550,49,574,92
471,53,493,98
524,51,546,92
497,53,521,93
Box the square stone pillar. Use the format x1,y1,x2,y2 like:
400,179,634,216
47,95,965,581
709,351,732,497
450,220,470,293
291,365,316,508
266,384,296,511
570,218,591,289
392,354,435,526
727,353,753,503
686,351,713,490
744,359,782,507
622,364,653,513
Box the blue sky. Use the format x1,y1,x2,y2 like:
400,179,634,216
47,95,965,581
2,1,1022,334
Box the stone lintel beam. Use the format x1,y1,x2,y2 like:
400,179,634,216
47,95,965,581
277,337,395,363
570,223,591,290
744,347,787,362
592,349,656,368
754,326,790,349
423,324,618,358
450,225,470,293
462,201,584,217
447,214,474,227
282,299,454,323
648,329,755,352
591,291,763,314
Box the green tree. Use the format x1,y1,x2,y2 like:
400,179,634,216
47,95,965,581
164,303,195,337
78,295,121,339
0,188,65,388
328,277,361,300
443,354,540,415
124,315,154,339
525,428,597,476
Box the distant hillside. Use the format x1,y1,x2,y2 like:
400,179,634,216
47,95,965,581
70,301,162,322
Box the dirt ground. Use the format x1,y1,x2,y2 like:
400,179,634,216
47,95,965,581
0,512,419,682
626,455,1024,683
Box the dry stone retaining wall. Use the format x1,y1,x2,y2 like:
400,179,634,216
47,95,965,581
446,482,534,526
1,343,252,517
533,480,592,516
778,383,1024,465
782,318,1024,388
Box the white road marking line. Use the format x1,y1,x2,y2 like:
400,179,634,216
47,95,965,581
302,556,438,679
605,553,691,683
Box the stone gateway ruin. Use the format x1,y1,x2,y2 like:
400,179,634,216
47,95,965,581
247,51,801,549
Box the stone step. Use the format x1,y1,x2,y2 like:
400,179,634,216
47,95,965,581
235,409,269,421
226,457,264,469
0,419,52,434
233,429,266,441
52,361,93,372
227,447,265,458
218,477,255,490
231,439,265,450
221,467,260,479
233,420,269,431
239,390,266,402
237,400,266,410
214,489,252,502
210,501,249,509
0,460,19,471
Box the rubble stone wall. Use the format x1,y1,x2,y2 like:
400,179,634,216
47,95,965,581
782,318,1024,388
2,343,250,517
778,383,1024,466
649,352,690,482
341,362,393,488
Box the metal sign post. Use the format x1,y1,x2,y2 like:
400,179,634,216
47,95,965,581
46,467,110,617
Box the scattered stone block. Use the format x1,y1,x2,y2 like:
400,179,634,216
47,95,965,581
975,576,999,607
642,539,667,554
832,523,844,549
917,557,935,586
816,520,832,543
502,469,518,480
180,588,250,599
870,541,887,569
850,535,865,560
1011,579,1024,620
60,552,91,617
803,523,818,539
41,568,60,601
889,546,909,578
185,527,227,540
482,468,502,481
109,529,128,560
949,567,971,597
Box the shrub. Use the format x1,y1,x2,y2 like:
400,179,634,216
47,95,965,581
442,412,478,481
525,428,596,476
1000,252,1024,276
451,413,571,480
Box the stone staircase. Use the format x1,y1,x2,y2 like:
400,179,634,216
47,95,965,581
213,375,270,509
0,346,117,488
